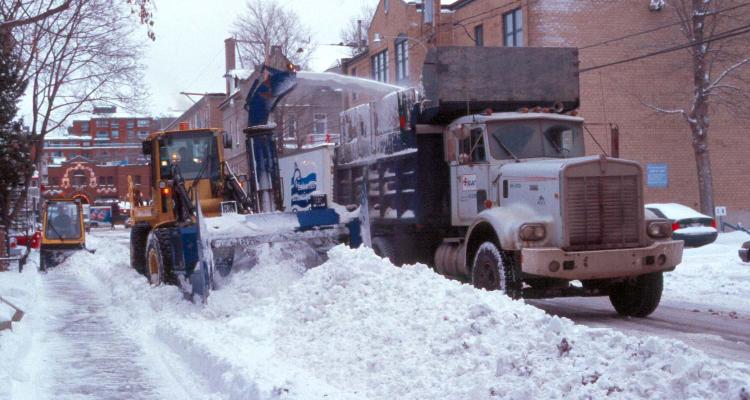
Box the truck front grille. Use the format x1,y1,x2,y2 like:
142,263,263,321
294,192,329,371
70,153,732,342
566,175,641,250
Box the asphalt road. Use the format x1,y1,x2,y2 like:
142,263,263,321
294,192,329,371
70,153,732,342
530,296,750,364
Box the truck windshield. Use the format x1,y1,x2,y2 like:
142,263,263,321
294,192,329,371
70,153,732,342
159,131,219,181
487,120,584,160
45,202,81,240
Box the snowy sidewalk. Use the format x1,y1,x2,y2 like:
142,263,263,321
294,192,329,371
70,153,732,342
17,268,163,399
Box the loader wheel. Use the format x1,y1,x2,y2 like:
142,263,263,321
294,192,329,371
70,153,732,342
145,229,176,285
372,236,397,265
130,222,151,276
609,272,663,318
470,241,522,299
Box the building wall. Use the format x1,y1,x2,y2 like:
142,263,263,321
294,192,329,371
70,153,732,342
42,111,159,204
44,161,151,205
165,94,226,131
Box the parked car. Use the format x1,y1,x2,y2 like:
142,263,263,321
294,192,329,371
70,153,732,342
740,241,750,262
646,203,718,247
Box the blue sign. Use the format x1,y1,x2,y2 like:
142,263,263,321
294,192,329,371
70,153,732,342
646,163,669,188
290,162,317,210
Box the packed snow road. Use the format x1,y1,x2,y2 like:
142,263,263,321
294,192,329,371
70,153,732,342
2,228,750,399
532,231,750,364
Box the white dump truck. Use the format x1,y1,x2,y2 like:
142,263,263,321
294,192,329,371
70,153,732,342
333,47,683,317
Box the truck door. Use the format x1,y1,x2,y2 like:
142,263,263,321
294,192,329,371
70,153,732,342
450,125,490,226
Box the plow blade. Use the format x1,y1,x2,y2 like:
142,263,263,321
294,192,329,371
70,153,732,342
211,226,350,276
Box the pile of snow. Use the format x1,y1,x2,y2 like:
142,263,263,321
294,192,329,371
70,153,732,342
664,231,750,311
0,256,39,399
63,232,750,399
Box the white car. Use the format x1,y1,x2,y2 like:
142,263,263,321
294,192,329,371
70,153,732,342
646,203,718,247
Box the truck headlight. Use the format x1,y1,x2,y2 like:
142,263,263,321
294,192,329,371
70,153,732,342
647,221,671,239
519,224,546,241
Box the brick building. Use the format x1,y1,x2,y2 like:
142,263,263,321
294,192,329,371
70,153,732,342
340,0,750,223
165,93,226,131
42,107,160,205
220,39,343,177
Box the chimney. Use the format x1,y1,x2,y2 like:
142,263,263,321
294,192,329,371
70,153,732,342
224,37,237,94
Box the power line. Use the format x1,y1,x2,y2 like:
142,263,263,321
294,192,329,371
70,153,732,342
579,2,750,50
580,23,750,73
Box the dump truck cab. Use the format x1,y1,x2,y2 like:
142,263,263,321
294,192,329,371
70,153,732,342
444,113,682,286
40,198,86,270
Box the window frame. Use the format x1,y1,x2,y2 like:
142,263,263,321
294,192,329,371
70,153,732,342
503,8,524,47
395,37,409,81
371,50,388,82
474,24,484,46
313,113,328,135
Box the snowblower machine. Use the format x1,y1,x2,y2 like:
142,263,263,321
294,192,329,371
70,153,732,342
40,198,89,270
128,46,361,302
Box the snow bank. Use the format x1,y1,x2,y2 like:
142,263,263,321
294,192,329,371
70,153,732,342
17,230,749,399
0,255,39,400
664,231,750,311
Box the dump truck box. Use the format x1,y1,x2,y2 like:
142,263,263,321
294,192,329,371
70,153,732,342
420,46,580,123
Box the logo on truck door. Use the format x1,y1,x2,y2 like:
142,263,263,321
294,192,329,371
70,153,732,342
461,174,477,191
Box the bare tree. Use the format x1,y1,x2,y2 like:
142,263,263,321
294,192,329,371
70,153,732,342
231,0,314,70
1,0,155,39
644,0,750,216
338,2,375,56
7,0,146,242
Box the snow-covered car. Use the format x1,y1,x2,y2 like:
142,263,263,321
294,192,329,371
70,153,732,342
740,241,750,262
646,203,717,247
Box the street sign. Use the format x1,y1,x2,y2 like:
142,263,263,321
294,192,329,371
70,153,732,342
646,163,669,188
715,206,727,217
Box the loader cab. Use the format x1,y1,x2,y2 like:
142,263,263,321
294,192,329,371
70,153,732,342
40,198,86,270
135,128,228,225
447,113,585,226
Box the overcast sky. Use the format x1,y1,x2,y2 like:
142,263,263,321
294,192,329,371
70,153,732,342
140,0,379,117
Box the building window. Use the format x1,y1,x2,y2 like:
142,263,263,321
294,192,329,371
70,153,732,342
395,38,409,81
134,175,141,185
96,131,108,139
351,67,358,100
81,122,90,132
384,0,389,13
111,130,119,139
313,113,327,135
137,131,149,139
371,50,388,82
137,119,150,127
95,119,108,127
107,176,114,185
98,176,106,186
285,114,297,139
127,130,135,140
52,151,63,157
49,177,60,185
126,120,135,128
475,25,484,46
503,9,523,47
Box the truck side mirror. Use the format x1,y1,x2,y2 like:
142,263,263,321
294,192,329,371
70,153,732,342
223,131,233,149
142,141,152,155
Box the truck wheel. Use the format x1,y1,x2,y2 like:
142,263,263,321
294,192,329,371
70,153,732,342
145,229,176,285
471,242,521,299
130,222,151,275
609,272,663,318
372,236,397,265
